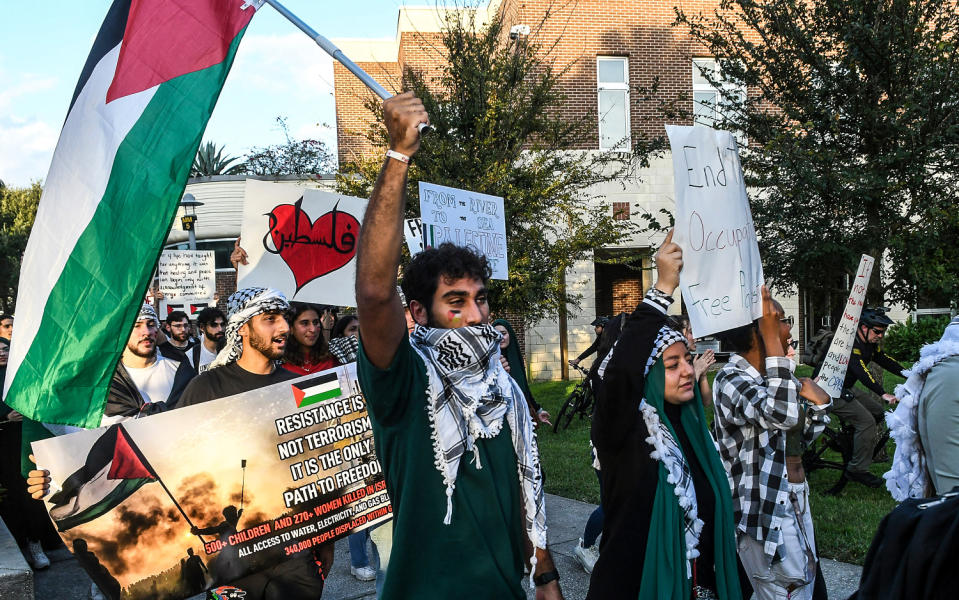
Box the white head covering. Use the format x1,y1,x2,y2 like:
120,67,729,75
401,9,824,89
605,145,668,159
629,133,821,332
209,287,288,369
137,303,159,326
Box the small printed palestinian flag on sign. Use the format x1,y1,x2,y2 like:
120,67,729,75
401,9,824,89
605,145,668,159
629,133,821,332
48,424,156,531
292,372,342,408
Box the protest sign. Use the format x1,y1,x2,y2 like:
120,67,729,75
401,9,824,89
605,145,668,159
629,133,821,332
816,254,875,398
404,217,424,256
418,182,508,280
666,125,765,337
158,250,216,302
238,180,366,306
32,363,390,600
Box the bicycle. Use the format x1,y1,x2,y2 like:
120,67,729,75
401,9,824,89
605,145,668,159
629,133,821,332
553,364,595,432
802,412,891,496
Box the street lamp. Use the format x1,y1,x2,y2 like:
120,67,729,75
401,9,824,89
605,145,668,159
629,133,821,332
179,193,204,250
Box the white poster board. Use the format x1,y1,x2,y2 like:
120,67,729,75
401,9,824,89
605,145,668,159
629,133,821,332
404,218,424,256
418,182,508,280
238,180,367,306
667,125,764,337
816,254,875,398
158,250,215,301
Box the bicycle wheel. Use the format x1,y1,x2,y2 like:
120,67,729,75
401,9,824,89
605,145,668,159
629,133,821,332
554,387,585,432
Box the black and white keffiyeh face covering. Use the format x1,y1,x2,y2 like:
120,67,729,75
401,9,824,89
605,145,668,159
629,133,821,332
408,324,548,572
209,287,289,369
329,335,359,364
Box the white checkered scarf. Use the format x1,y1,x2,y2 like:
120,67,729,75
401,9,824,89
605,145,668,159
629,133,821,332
209,287,289,369
886,317,959,500
639,325,704,576
329,335,359,364
408,324,548,571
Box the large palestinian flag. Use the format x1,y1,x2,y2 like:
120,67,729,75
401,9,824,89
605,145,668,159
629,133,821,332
48,424,157,531
3,0,258,428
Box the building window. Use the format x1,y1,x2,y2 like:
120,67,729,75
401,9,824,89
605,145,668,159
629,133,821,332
692,58,746,140
612,201,630,220
597,56,630,150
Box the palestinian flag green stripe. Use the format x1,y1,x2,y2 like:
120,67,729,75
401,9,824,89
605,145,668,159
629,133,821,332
54,477,153,532
6,30,247,428
300,387,344,408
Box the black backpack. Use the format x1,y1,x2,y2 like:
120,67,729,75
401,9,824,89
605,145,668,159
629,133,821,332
803,328,834,376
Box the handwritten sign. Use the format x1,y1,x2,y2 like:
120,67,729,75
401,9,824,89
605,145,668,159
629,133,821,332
32,364,390,600
666,125,764,337
418,182,508,280
404,218,424,256
158,250,215,302
239,180,366,306
817,255,875,398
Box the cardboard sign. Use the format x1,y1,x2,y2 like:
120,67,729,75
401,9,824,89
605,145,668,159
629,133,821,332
667,125,764,337
158,250,215,303
32,364,390,600
418,182,508,280
817,255,875,398
238,180,366,306
404,218,424,256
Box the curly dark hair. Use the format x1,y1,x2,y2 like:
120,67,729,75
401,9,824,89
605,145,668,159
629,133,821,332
283,302,330,367
400,243,491,317
716,321,758,353
196,307,226,329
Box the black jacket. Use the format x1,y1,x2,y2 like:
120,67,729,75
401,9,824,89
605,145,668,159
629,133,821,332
842,335,905,395
103,347,195,420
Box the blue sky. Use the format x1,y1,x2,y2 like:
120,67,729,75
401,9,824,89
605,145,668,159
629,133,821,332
0,1,414,187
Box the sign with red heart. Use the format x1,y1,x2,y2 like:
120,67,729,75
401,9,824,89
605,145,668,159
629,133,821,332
238,181,367,306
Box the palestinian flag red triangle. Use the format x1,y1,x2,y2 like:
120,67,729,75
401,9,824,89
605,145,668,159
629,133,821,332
109,426,156,480
106,0,254,103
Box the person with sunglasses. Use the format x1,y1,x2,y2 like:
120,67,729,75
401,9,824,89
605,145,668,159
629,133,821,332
834,307,905,487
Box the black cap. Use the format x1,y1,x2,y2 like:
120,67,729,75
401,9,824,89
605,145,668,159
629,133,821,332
590,316,609,327
861,307,894,328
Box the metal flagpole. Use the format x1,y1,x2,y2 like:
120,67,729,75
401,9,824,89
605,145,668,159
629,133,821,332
239,459,247,513
246,0,432,134
118,425,207,543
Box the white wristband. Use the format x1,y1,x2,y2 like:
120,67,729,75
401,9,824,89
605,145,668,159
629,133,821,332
386,149,410,164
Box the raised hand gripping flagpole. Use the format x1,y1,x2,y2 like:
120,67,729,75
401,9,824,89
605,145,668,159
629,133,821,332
243,0,432,134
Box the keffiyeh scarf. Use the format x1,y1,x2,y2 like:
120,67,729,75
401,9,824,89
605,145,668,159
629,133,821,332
886,317,959,500
138,303,159,326
329,335,359,364
641,326,703,575
209,287,289,369
408,324,548,572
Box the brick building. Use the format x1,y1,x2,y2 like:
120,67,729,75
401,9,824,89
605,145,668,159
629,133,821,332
331,0,918,379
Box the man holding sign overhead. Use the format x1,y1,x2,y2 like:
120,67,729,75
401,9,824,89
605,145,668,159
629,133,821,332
355,92,561,599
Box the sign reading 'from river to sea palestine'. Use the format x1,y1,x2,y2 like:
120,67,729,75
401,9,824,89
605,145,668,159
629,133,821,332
418,182,508,280
667,125,765,338
238,180,367,306
817,254,875,398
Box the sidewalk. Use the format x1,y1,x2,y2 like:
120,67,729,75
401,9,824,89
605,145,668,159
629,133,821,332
33,494,863,599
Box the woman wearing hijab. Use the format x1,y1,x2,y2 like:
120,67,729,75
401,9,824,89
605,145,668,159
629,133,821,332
492,318,551,427
587,232,741,600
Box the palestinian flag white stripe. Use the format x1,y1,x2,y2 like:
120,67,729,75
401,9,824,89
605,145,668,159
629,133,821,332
4,0,256,428
6,45,156,402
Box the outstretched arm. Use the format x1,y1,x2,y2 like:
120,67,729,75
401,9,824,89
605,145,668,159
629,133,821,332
355,93,429,369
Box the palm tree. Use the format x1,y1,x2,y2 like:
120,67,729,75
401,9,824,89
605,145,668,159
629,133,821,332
191,142,245,177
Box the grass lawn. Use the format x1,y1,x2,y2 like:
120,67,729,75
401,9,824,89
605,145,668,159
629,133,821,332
531,364,904,565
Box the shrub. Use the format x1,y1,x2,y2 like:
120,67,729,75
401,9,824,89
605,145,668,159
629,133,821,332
883,315,952,364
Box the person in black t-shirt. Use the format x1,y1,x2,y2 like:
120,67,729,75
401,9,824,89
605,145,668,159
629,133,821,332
178,287,334,600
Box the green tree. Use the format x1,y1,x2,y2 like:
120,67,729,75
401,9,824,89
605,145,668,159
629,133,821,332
674,0,959,310
244,117,335,177
0,182,42,313
337,7,660,321
190,141,245,177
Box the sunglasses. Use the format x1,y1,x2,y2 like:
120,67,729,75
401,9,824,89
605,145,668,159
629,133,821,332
788,340,798,350
870,327,886,336
780,315,794,327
